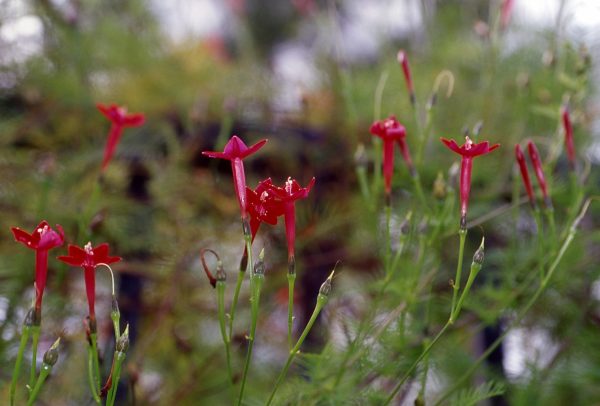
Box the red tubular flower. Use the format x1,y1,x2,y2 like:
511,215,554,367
246,178,285,241
515,144,536,208
441,136,500,229
397,50,415,104
202,135,268,223
11,221,64,319
527,141,552,209
97,103,145,172
267,177,315,273
561,105,576,170
58,243,121,324
500,0,514,30
370,116,414,197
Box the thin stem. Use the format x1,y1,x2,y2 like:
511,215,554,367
217,281,233,385
451,262,482,323
450,229,467,320
385,204,392,274
383,321,452,405
237,273,263,406
28,326,41,390
287,273,296,350
87,344,101,404
10,325,31,406
266,294,328,406
228,270,244,340
106,352,126,406
26,363,51,406
90,333,101,391
412,173,428,211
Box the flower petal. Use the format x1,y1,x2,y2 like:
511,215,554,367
239,139,267,159
440,138,463,155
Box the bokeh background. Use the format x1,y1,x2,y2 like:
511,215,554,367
1,0,600,405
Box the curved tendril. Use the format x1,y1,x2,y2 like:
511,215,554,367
433,70,455,99
96,263,116,296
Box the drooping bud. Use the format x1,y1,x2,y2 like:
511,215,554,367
116,325,130,353
200,248,220,288
561,105,576,170
43,337,61,366
473,237,485,265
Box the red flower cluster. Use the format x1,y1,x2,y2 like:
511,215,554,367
514,141,553,209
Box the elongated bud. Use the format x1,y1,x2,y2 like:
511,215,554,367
515,144,536,208
319,270,335,297
561,105,576,170
254,248,265,276
116,325,130,353
43,337,61,366
111,295,120,319
433,172,447,199
354,143,368,168
24,307,37,327
397,50,415,105
473,237,485,265
527,141,552,209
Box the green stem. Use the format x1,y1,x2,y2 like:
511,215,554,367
28,326,40,390
385,204,392,274
217,281,233,385
228,270,244,340
450,229,467,319
26,363,51,406
107,352,126,406
383,321,452,406
287,273,296,350
10,325,31,406
237,273,263,406
266,293,328,406
90,333,101,391
434,198,593,405
451,261,482,323
86,344,101,404
356,165,371,206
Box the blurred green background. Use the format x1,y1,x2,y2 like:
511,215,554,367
1,0,600,405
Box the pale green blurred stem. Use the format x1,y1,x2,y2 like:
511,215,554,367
412,172,428,211
228,271,244,340
450,229,467,319
28,326,40,390
87,344,101,404
26,363,51,406
237,272,263,406
106,351,126,406
266,292,328,406
10,325,30,406
217,281,233,385
90,333,101,390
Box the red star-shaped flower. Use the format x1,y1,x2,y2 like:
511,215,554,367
11,220,65,318
441,136,500,228
370,116,414,197
97,103,145,171
267,177,315,272
202,135,268,222
58,242,121,324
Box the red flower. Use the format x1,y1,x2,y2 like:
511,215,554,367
500,0,514,29
58,243,121,324
267,177,315,272
246,178,285,241
202,135,268,222
97,103,145,171
561,105,576,169
370,116,414,197
397,50,415,104
515,144,536,208
527,141,552,209
441,136,500,228
11,221,65,318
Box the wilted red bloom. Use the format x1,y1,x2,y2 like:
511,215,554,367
267,177,315,271
397,50,415,104
500,0,514,29
11,220,65,316
246,178,285,241
527,141,552,208
58,243,121,323
202,135,268,222
515,144,536,208
97,103,145,171
441,136,500,228
561,105,576,169
370,116,414,196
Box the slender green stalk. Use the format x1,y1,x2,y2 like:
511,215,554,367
217,281,233,385
287,273,296,350
90,333,101,390
26,364,50,406
237,272,263,406
267,278,332,406
106,352,126,406
450,229,467,319
356,164,371,205
412,173,428,211
228,270,244,339
87,345,101,404
451,239,484,323
434,198,594,405
10,325,31,406
28,326,40,390
384,204,392,273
